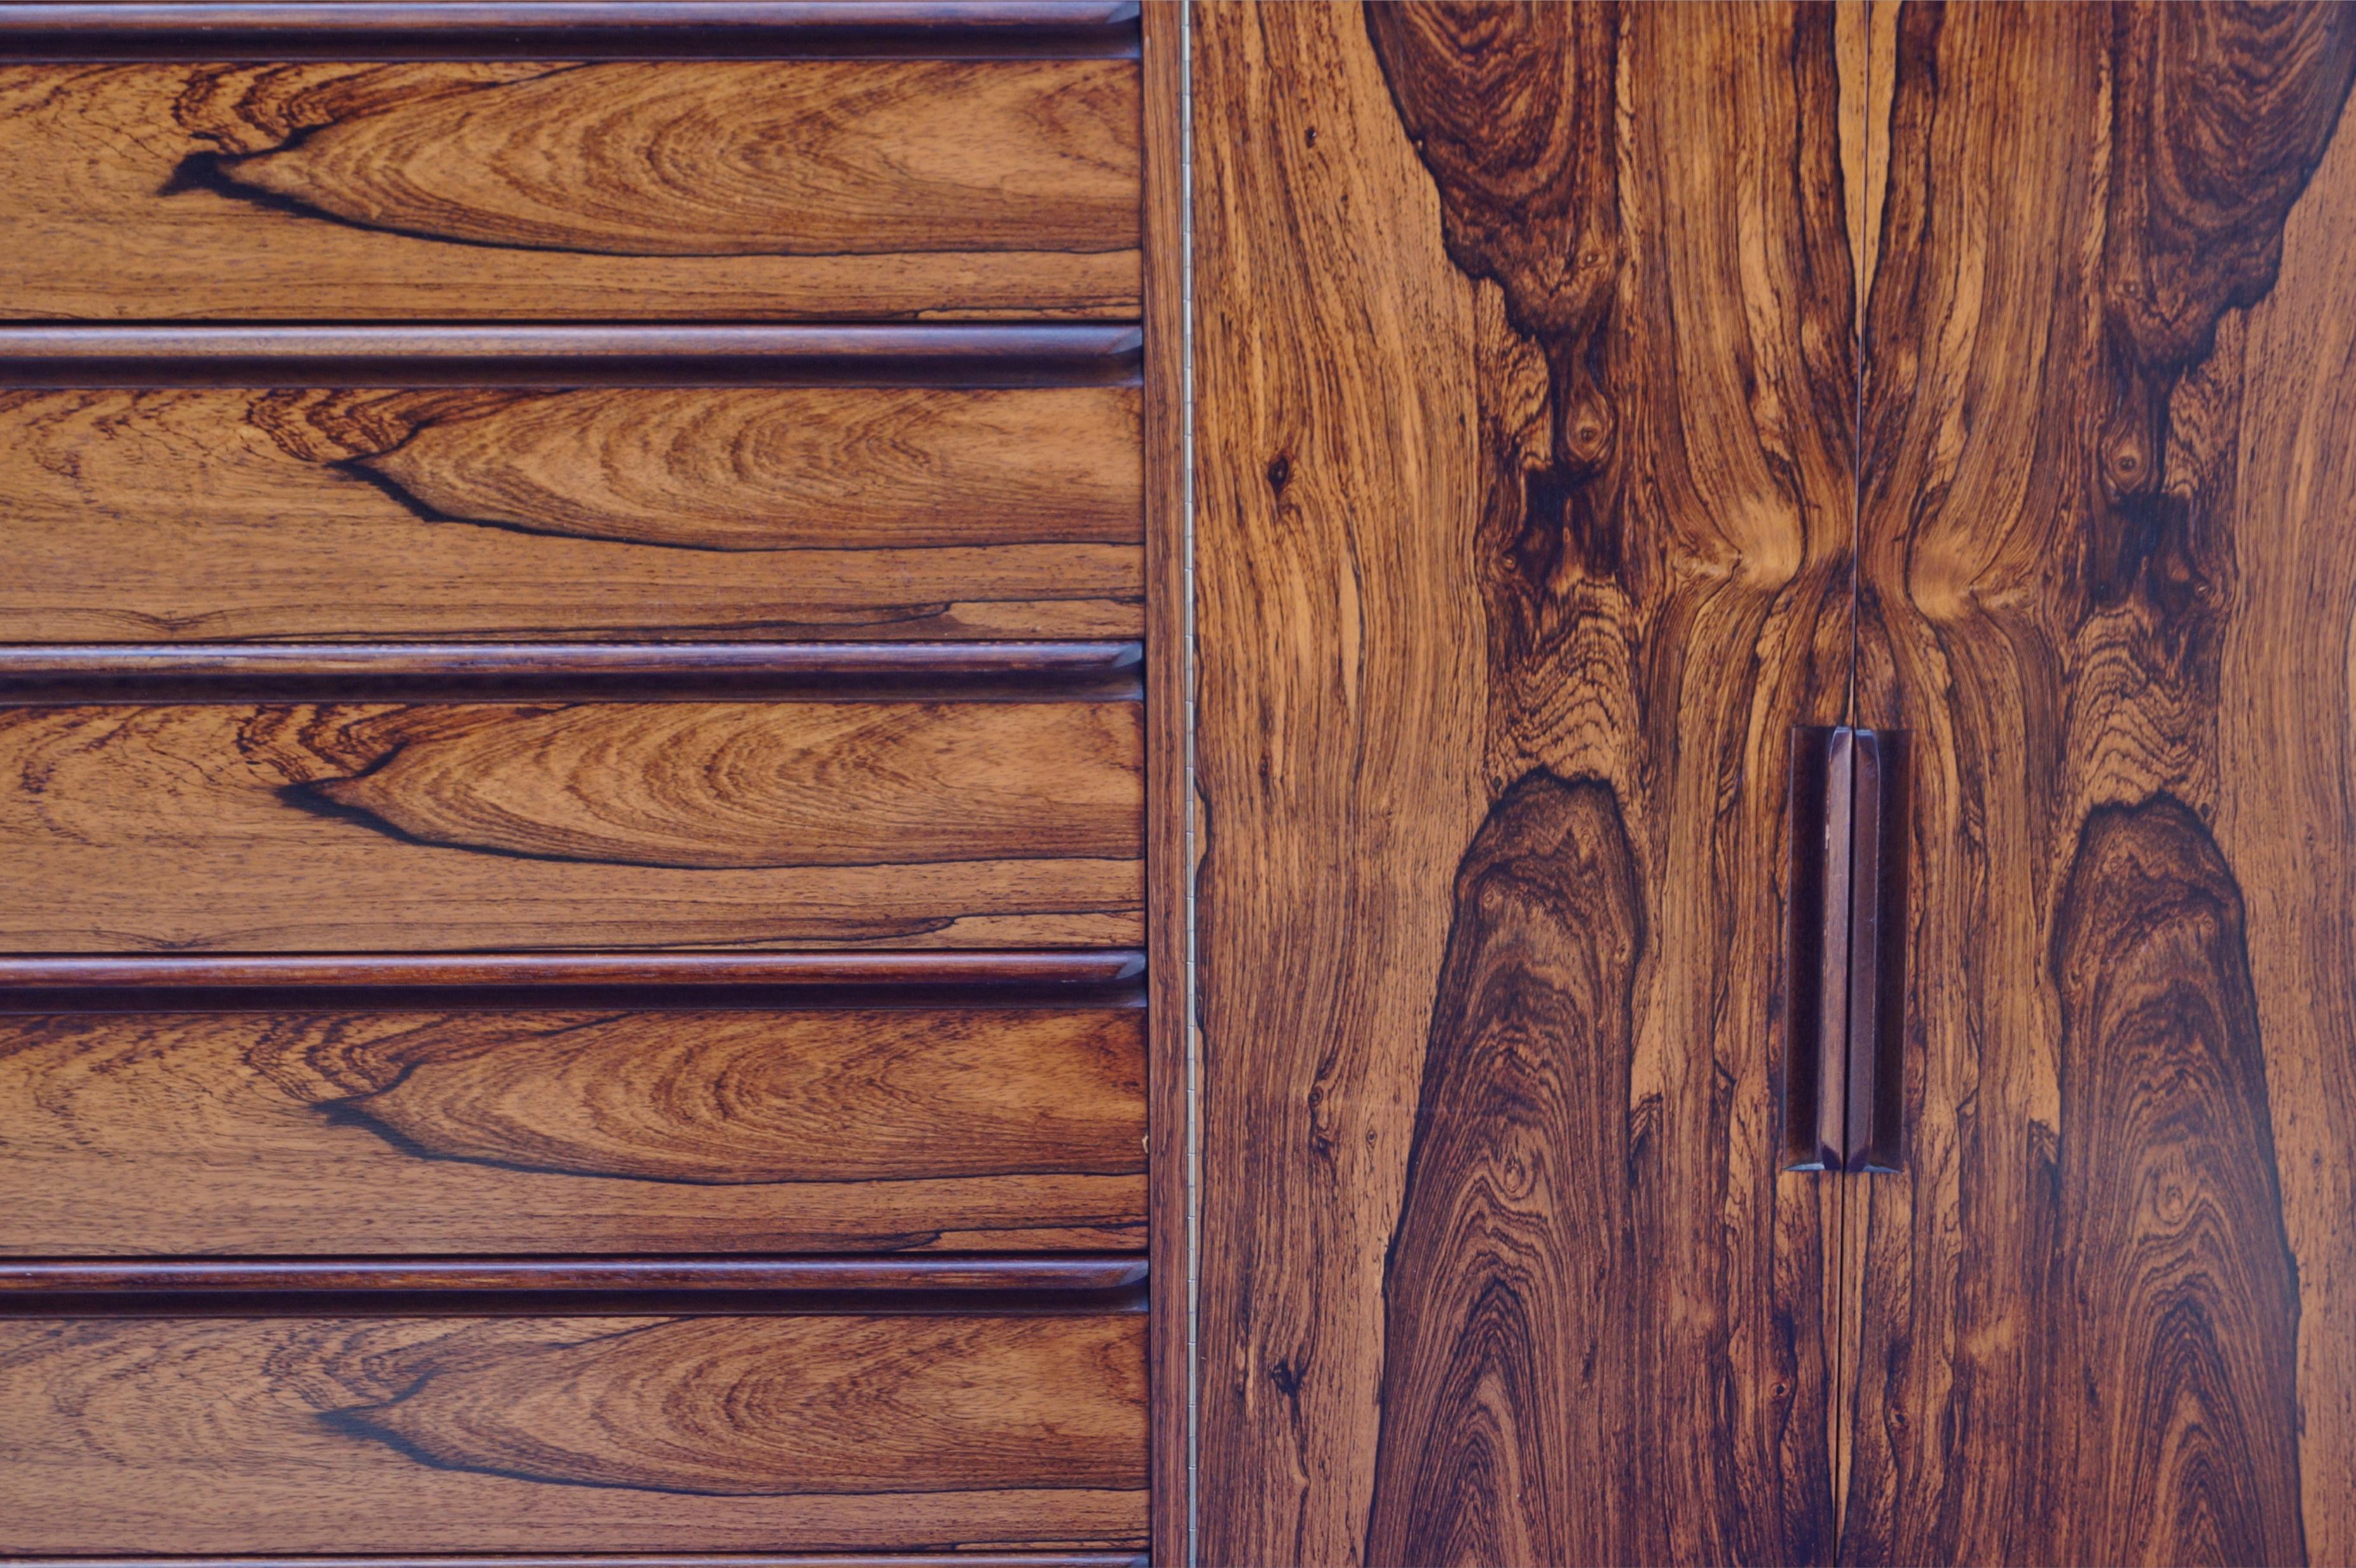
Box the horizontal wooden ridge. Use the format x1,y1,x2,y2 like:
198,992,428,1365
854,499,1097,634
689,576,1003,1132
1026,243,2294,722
0,1255,1149,1298
0,950,1148,993
0,325,1143,387
0,2,1142,59
0,641,1144,701
0,1558,1147,1568
0,1256,1151,1320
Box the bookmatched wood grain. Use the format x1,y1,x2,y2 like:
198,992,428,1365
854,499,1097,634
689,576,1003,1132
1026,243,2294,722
0,59,1139,320
1193,3,1853,1561
0,701,1142,951
0,1312,1146,1552
0,1007,1144,1255
0,385,1140,644
1846,4,2356,1564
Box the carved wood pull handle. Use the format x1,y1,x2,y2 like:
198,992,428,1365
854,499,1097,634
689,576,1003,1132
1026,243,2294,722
1784,725,1907,1172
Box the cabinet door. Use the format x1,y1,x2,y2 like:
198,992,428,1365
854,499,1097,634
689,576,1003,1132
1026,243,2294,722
1193,4,1856,1561
1847,4,2356,1564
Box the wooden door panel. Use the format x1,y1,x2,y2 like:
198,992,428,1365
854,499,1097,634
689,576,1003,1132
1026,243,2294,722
1847,4,2356,1564
0,701,1142,951
0,1312,1147,1553
0,386,1141,643
1193,3,1854,1562
0,59,1139,321
0,1006,1145,1255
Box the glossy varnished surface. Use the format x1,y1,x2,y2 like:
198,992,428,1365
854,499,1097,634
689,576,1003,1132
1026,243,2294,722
0,1312,1147,1552
0,59,1139,320
0,1007,1145,1254
1847,3,2356,1564
0,386,1141,643
0,1,1144,60
1193,3,1853,1561
0,702,1142,950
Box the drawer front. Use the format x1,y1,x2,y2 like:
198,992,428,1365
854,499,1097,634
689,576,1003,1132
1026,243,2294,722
0,59,1140,320
0,700,1142,951
0,1312,1147,1552
0,385,1142,643
0,1005,1146,1254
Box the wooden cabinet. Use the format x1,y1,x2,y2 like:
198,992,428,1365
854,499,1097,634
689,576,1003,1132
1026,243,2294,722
0,3,1181,1562
1193,3,2356,1566
13,2,2350,1562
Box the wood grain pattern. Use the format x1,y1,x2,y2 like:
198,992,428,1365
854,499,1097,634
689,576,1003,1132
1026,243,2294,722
0,1312,1146,1552
0,60,1139,320
1364,776,1643,1566
1846,3,2356,1564
0,702,1142,951
1193,3,1853,1561
0,386,1140,643
0,1007,1144,1255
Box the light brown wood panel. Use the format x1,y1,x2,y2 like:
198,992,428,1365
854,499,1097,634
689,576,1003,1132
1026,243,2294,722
1193,3,1853,1562
0,1313,1146,1553
0,702,1142,951
0,386,1140,643
0,59,1138,320
0,1007,1144,1255
1846,3,2356,1564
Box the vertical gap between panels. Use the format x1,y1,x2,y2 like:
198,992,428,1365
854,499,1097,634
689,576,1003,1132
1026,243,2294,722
1179,2,1202,1562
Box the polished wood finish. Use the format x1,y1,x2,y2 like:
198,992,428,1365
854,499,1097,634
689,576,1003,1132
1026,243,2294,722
1846,4,2356,1564
0,1559,1142,1568
0,1558,1145,1568
1193,3,1853,1562
0,60,1138,321
1138,4,1189,1563
0,701,1142,951
0,1558,1144,1568
0,3,1142,60
0,386,1140,644
0,1258,1149,1295
0,646,1144,701
0,1312,1147,1552
0,1008,1144,1255
0,325,1142,385
0,950,1145,991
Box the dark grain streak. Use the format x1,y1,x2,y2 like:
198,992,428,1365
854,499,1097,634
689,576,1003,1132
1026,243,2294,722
1367,774,1640,1568
2038,799,2305,1568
